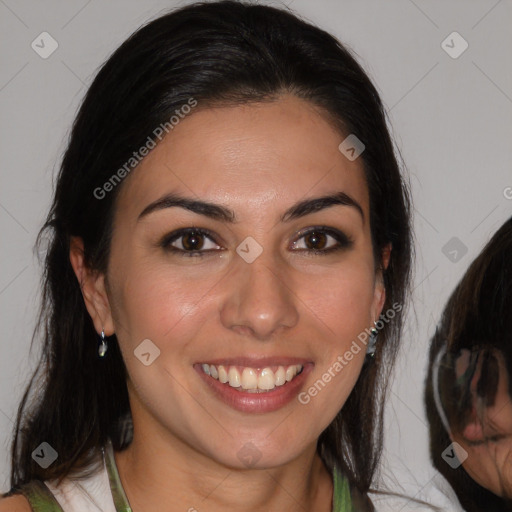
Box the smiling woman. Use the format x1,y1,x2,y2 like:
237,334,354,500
1,1,413,511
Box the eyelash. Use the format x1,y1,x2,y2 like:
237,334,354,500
159,226,353,258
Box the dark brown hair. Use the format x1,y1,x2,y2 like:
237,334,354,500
4,0,412,502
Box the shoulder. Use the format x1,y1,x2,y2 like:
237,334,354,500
0,494,32,512
0,479,64,512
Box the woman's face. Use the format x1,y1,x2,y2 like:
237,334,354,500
95,94,386,469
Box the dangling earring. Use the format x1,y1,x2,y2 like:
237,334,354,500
98,329,108,357
366,322,379,357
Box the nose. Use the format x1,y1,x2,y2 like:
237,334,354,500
219,250,299,341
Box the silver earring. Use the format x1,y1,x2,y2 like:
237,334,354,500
366,323,378,357
98,329,108,357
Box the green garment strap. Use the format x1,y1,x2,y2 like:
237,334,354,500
10,480,64,512
104,438,132,511
332,466,353,512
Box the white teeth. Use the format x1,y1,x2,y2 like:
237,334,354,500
258,368,275,390
275,366,286,386
218,365,228,383
201,363,304,391
241,368,258,390
228,367,241,387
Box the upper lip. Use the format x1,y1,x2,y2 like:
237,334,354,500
196,356,312,367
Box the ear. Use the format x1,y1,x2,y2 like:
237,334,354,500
69,236,115,336
371,243,392,322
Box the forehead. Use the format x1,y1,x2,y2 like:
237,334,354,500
115,94,369,222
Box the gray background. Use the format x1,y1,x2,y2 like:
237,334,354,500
1,0,511,501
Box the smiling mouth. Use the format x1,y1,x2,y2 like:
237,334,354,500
200,363,304,392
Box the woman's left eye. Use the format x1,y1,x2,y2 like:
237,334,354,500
291,227,353,254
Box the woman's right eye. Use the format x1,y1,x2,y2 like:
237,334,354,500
160,228,222,257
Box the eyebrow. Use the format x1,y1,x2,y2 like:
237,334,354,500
137,191,364,224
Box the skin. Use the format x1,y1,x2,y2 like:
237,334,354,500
69,94,389,512
451,349,512,499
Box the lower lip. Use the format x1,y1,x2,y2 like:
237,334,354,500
194,364,313,413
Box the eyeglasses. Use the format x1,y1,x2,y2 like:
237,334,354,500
432,344,512,446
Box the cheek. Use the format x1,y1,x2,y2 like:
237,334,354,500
461,445,504,496
111,258,221,345
108,263,219,426
299,264,376,337
294,266,375,414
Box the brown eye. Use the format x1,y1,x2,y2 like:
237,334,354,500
181,231,205,250
304,231,328,250
291,226,353,254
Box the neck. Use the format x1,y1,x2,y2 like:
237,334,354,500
113,418,333,512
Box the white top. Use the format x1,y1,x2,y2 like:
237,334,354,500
370,460,465,512
44,454,117,511
370,474,465,511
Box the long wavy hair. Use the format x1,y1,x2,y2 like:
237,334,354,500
5,0,412,501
